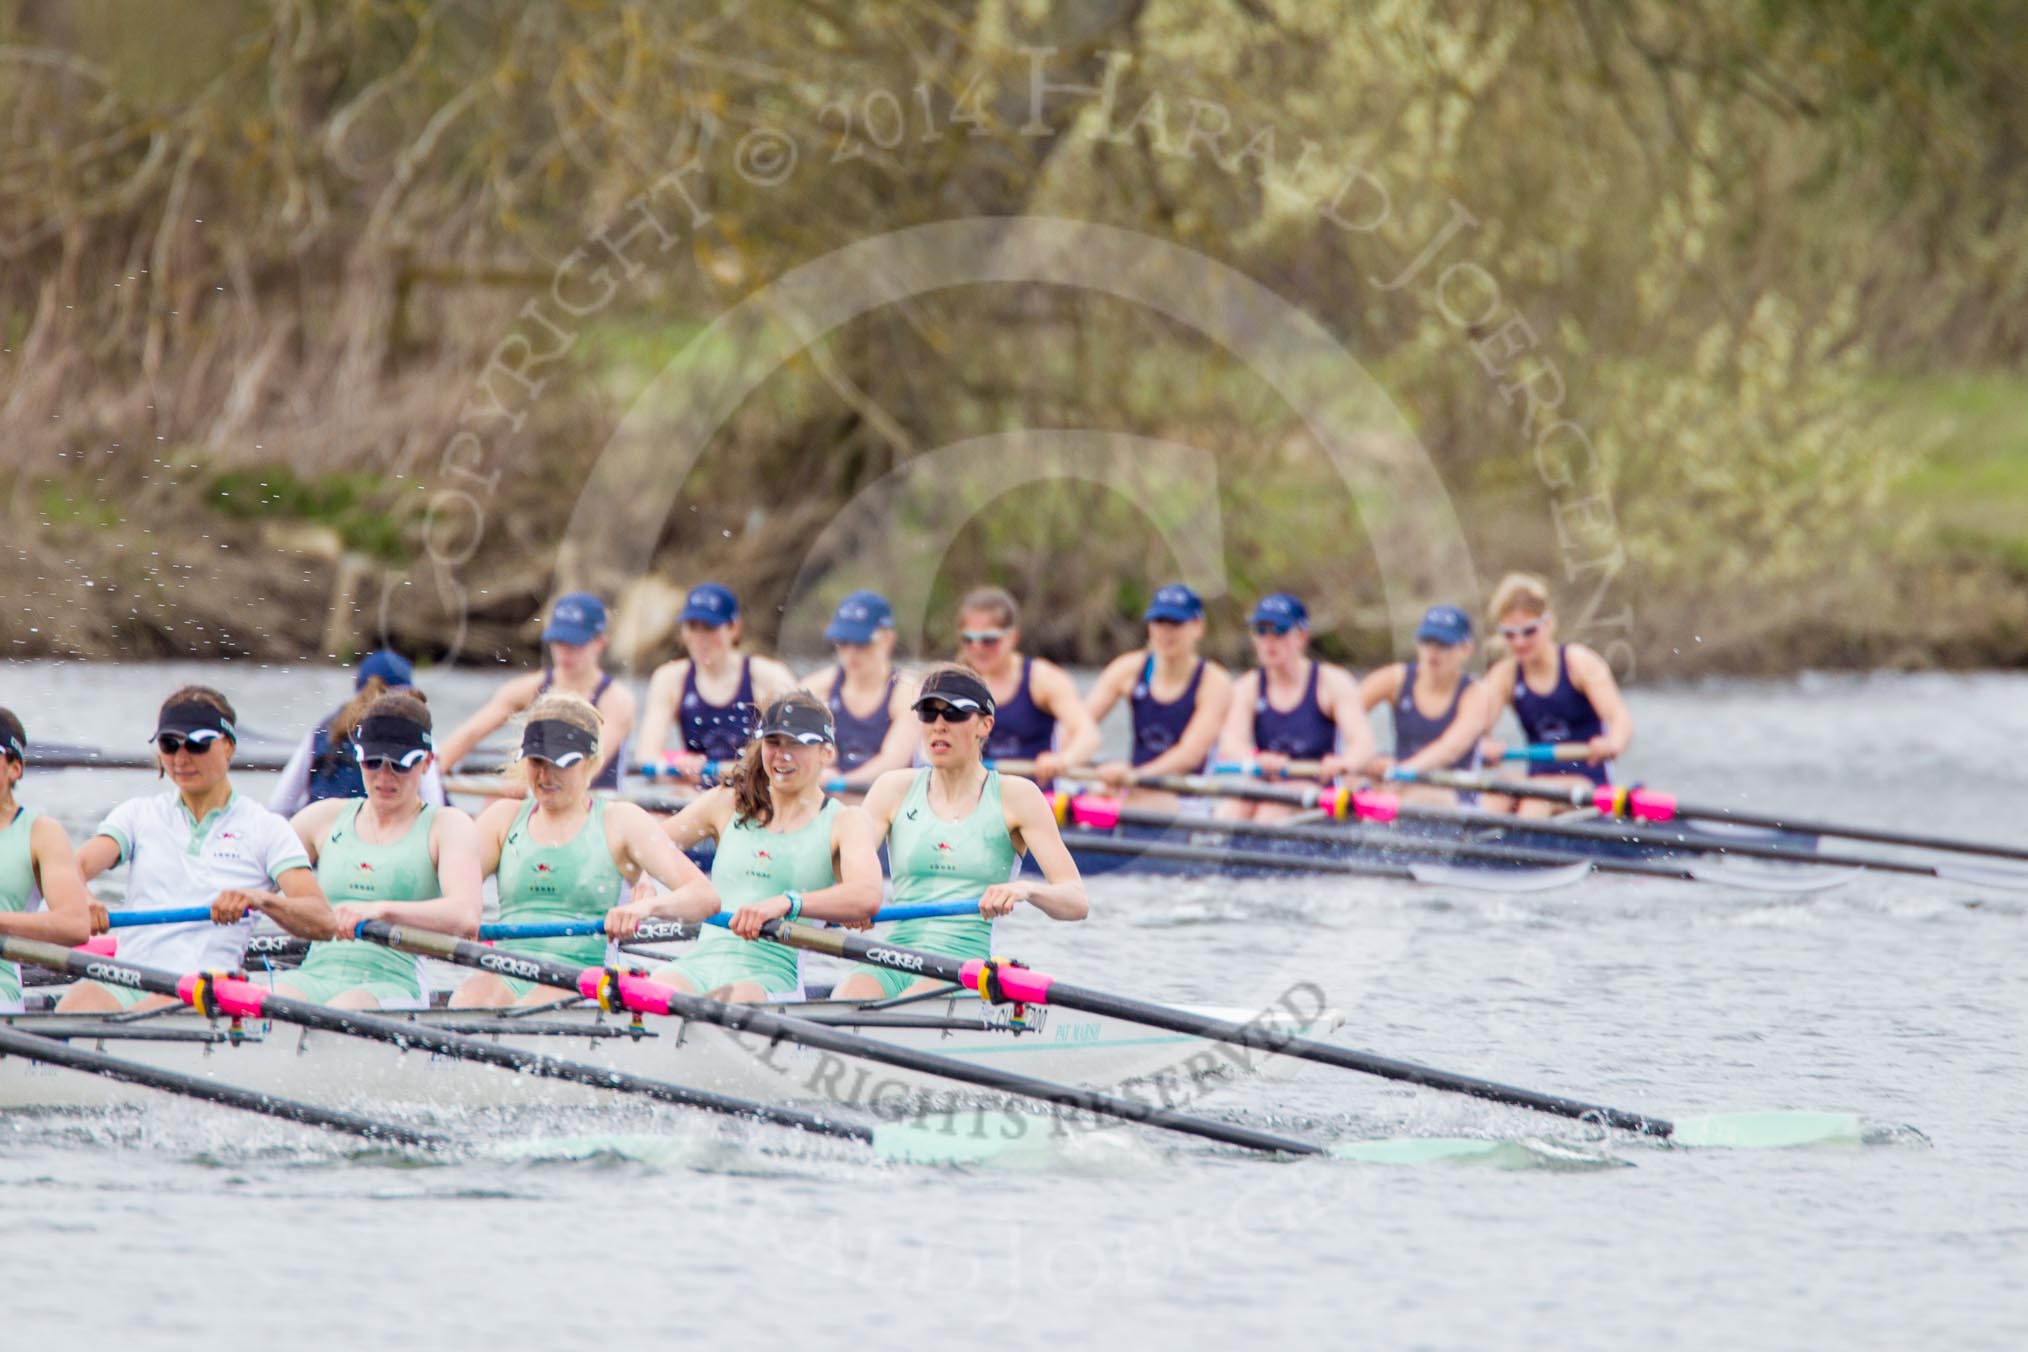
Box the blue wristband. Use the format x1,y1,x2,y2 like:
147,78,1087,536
783,890,803,922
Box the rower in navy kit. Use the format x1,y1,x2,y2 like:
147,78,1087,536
1476,572,1634,817
801,590,918,791
638,582,798,784
953,586,1100,784
1357,604,1488,806
1215,592,1374,821
437,592,637,791
1083,584,1233,808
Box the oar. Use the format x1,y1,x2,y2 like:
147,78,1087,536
1062,821,1593,892
1398,765,2028,865
479,900,982,942
0,936,869,1149
1056,793,1849,893
354,920,1332,1159
0,1021,440,1146
1380,772,2028,891
760,924,1871,1152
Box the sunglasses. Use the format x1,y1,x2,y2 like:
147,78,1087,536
358,755,424,773
155,733,223,756
1251,622,1295,637
1499,620,1545,640
915,702,980,724
958,629,1008,646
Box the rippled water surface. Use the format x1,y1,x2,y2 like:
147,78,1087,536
2,662,2024,1349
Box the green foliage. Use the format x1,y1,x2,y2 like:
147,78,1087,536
206,467,410,561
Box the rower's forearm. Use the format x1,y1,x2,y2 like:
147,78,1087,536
800,878,882,924
371,897,481,939
0,909,92,947
1026,881,1089,920
264,893,339,941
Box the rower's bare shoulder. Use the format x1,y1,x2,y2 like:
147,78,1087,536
1562,643,1620,689
493,671,546,705
1357,662,1406,706
861,768,914,818
643,658,689,692
802,665,839,699
473,797,521,838
596,679,638,717
752,655,798,694
996,770,1051,816
1315,660,1361,703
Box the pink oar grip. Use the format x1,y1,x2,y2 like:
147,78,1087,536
574,967,680,1016
958,959,1055,1004
1068,794,1123,831
175,972,269,1019
1626,788,1676,822
1350,789,1399,824
76,935,118,957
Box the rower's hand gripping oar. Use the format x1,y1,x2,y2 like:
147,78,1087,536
0,935,870,1150
755,922,1873,1152
352,920,1335,1161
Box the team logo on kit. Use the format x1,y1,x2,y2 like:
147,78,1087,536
930,840,957,873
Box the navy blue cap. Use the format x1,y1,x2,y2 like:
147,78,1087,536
541,592,608,646
1250,593,1309,631
679,582,739,627
1415,604,1473,646
824,590,894,644
1144,583,1204,623
355,648,415,691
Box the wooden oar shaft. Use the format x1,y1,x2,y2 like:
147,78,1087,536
766,922,1674,1137
0,1021,439,1145
360,922,1324,1157
0,936,867,1144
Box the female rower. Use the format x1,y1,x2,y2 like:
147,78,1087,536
953,585,1100,782
268,649,448,815
800,591,918,790
56,688,334,1013
0,709,97,1012
438,592,637,791
833,666,1087,1001
637,582,797,783
1356,605,1489,807
452,694,715,1008
1083,584,1234,807
1476,572,1634,818
1214,593,1375,821
605,692,882,1002
271,692,484,1010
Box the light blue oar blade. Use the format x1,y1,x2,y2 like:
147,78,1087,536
1934,860,2028,893
1406,861,1593,893
1685,863,1856,894
1667,1111,1866,1148
1330,1137,1628,1170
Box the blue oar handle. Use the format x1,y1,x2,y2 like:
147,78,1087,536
106,906,215,928
1209,760,1260,777
1501,745,1562,763
475,899,982,942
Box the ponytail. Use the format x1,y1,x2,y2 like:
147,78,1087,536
330,676,391,746
725,738,774,828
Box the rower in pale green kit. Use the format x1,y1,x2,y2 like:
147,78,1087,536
0,709,97,1011
834,665,1088,1001
607,691,883,1001
273,691,484,1010
453,692,716,1007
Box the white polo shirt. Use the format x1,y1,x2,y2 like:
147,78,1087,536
95,791,312,974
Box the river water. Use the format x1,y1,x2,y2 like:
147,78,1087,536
1,662,2023,1349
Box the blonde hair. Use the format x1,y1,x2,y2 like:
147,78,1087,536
1487,572,1552,622
957,586,1018,629
509,691,605,786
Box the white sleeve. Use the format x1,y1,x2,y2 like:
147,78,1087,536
94,797,144,866
421,763,448,807
266,732,317,816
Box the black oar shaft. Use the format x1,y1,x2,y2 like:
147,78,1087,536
363,923,1323,1157
1659,801,2028,864
0,1023,440,1145
1065,830,1420,879
769,923,1675,1138
0,937,867,1145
